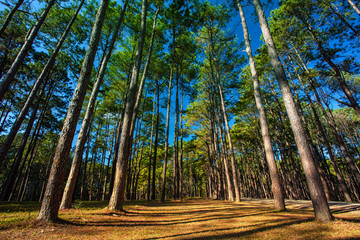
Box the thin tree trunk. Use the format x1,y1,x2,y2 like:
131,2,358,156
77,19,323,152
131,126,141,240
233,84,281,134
151,79,160,200
216,116,234,201
253,0,333,221
216,84,241,202
39,148,55,202
0,85,48,200
102,119,115,201
160,69,173,202
179,87,184,200
147,91,156,201
172,72,180,200
291,43,352,201
80,130,92,200
37,0,109,222
0,0,24,37
0,0,56,102
347,0,360,16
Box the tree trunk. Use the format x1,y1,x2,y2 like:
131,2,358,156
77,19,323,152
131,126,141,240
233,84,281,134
80,130,92,200
108,0,147,211
291,43,352,201
0,0,25,37
253,0,333,221
0,0,56,102
160,69,173,202
151,79,160,200
216,84,241,202
173,73,180,199
37,0,109,222
347,0,360,16
0,85,48,201
216,117,234,201
301,17,360,117
147,91,156,201
179,87,184,200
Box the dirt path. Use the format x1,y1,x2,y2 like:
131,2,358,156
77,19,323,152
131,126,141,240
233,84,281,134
1,198,359,239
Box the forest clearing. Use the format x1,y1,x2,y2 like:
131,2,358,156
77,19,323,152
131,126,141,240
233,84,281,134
1,198,360,239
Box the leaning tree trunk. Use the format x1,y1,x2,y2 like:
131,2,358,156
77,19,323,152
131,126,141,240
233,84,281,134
151,79,160,200
147,91,156,201
347,0,360,16
59,1,127,209
0,84,49,201
300,16,360,117
216,115,234,202
0,0,25,37
0,0,56,102
291,43,352,201
178,87,184,200
0,0,84,171
172,73,180,199
216,84,241,202
237,0,285,210
252,0,333,221
37,0,109,222
108,0,147,211
160,69,173,202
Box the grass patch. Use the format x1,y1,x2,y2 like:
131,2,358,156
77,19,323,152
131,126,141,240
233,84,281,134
0,198,359,239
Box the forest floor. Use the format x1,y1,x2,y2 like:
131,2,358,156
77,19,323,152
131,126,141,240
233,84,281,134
0,198,359,239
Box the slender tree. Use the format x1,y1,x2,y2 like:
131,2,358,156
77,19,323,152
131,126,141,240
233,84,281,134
0,0,57,102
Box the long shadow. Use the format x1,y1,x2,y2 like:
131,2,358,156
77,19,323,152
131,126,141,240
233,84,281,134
336,217,360,223
330,205,360,215
57,209,274,228
143,218,313,240
94,203,272,218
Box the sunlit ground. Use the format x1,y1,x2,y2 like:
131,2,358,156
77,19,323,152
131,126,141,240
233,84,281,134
0,198,359,239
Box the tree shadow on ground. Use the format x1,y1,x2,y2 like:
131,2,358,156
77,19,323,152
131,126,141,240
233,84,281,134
142,218,313,240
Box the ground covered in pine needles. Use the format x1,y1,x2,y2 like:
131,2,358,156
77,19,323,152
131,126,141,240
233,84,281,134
0,198,359,239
